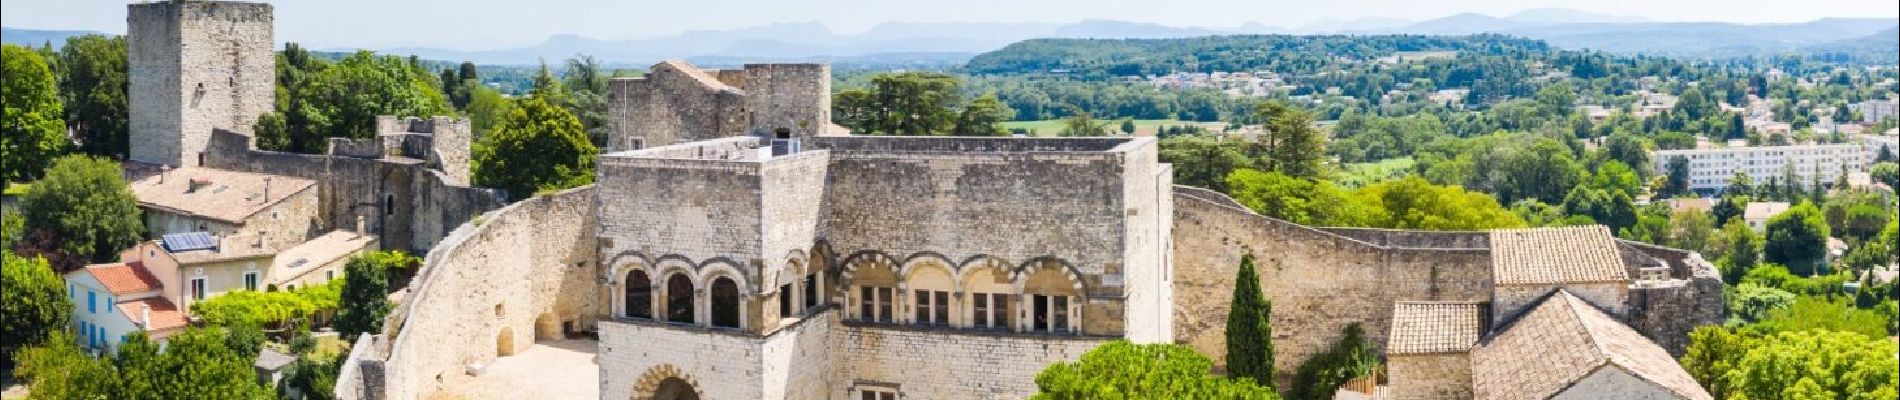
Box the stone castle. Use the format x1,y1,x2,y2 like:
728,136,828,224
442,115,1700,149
119,2,1724,399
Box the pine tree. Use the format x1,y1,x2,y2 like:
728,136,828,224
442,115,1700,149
1226,253,1275,388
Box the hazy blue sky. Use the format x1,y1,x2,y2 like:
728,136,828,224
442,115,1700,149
4,0,1895,50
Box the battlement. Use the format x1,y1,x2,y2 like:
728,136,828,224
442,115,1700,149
607,60,829,152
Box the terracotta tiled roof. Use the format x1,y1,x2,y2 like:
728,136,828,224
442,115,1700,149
84,262,163,295
115,297,188,336
267,230,376,283
1471,291,1713,400
1489,226,1628,285
129,167,315,224
1388,301,1487,355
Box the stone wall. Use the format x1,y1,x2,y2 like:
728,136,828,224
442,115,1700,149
127,1,274,167
1169,186,1493,377
828,319,1108,399
202,129,502,253
1621,241,1725,355
1388,353,1473,400
606,61,747,151
1492,283,1628,327
742,64,830,142
597,310,837,400
361,186,599,400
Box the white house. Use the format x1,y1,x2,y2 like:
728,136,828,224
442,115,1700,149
64,262,188,353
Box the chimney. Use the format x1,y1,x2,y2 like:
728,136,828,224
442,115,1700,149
187,177,211,193
355,215,367,236
140,303,151,328
255,232,266,249
262,176,271,202
159,164,171,184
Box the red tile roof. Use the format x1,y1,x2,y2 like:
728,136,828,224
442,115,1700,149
85,262,163,295
116,297,188,335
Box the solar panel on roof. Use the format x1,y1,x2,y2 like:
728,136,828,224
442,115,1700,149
161,232,218,252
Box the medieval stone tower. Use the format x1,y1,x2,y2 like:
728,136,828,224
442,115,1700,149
127,1,275,167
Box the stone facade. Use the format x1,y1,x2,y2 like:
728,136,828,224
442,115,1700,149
1388,353,1473,400
320,58,1723,400
202,129,502,253
128,1,274,167
606,61,830,152
348,186,599,400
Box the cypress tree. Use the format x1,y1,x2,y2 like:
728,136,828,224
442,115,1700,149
1226,253,1275,388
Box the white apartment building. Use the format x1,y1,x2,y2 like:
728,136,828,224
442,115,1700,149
1653,143,1871,193
1853,99,1897,124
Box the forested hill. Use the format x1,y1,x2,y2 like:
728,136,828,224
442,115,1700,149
962,34,1551,78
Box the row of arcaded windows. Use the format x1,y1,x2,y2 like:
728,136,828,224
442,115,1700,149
622,270,742,329
853,285,1076,333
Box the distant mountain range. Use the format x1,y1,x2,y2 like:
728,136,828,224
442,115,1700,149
5,8,1894,66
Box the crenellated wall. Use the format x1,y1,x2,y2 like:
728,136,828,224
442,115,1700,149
1170,186,1494,379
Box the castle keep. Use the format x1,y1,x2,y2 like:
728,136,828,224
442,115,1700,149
115,2,1724,399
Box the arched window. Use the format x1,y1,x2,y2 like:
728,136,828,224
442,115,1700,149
803,273,818,310
665,274,694,324
710,277,740,329
624,270,652,319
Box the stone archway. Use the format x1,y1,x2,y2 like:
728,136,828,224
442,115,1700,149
631,364,704,400
535,313,562,341
496,326,516,357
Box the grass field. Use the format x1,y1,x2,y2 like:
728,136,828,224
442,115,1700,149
1335,157,1415,188
1000,119,1226,137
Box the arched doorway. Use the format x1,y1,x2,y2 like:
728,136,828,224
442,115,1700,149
625,270,652,319
496,327,516,357
665,274,694,324
652,377,699,400
535,313,561,341
710,277,740,329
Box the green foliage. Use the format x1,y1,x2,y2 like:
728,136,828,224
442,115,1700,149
1717,219,1762,282
1329,114,1445,163
1599,134,1652,179
190,280,342,328
1763,201,1830,275
1225,254,1274,388
1667,208,1717,254
17,155,144,266
1288,323,1380,400
1,251,72,363
1353,176,1526,230
1226,169,1523,230
952,93,1015,137
1752,296,1890,339
464,84,515,137
2,44,68,183
1660,155,1692,197
13,329,276,400
55,35,129,159
1561,185,1636,232
1741,265,1850,297
1415,132,1583,205
1225,169,1365,227
1726,284,1795,323
833,72,962,135
1820,191,1890,243
1252,101,1327,179
259,49,452,153
1158,135,1249,191
1031,340,1280,400
1870,162,1898,189
1059,108,1111,137
337,251,416,340
472,94,597,201
1685,327,1898,400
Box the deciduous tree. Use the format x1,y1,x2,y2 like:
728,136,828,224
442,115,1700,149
56,35,128,159
2,44,68,183
472,95,597,201
18,155,143,268
1763,201,1830,276
0,251,71,363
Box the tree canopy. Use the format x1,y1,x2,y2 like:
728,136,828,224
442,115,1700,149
256,49,452,153
1,250,72,364
17,155,144,268
471,94,597,201
2,44,68,183
1762,201,1830,275
1225,254,1274,388
56,35,129,159
1031,340,1280,399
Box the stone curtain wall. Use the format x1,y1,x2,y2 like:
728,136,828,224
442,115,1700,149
1169,187,1493,377
594,154,766,271
759,152,832,284
827,320,1109,399
202,129,503,253
127,1,274,167
1317,228,1491,249
1387,353,1474,400
363,186,599,400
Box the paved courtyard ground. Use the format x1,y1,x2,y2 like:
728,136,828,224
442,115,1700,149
438,339,600,400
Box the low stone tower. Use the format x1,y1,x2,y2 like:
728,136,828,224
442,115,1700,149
127,0,275,167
